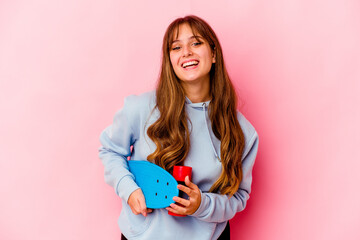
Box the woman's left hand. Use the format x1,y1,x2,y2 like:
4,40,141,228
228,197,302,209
166,176,201,216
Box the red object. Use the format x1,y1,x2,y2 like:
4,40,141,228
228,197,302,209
168,166,192,217
172,166,192,182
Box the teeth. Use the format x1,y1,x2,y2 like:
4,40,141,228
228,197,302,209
182,61,199,68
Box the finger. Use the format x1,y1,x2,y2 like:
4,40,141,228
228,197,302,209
132,200,142,215
166,207,179,214
166,203,187,215
131,208,139,215
177,184,192,195
147,208,153,213
138,198,148,217
173,196,190,207
132,205,142,215
184,176,197,189
178,184,199,199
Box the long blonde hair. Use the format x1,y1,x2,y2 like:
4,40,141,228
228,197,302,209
147,15,245,196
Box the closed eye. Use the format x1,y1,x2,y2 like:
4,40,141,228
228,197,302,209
192,42,203,46
171,41,203,51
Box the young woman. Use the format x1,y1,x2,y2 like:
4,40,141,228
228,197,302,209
99,15,259,240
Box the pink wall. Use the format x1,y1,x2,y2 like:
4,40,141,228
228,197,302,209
1,0,359,239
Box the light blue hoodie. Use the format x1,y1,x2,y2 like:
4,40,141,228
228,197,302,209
99,91,259,240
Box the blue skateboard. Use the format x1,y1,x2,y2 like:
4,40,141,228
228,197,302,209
128,160,179,209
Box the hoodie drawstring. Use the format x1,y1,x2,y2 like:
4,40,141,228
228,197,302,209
202,103,221,162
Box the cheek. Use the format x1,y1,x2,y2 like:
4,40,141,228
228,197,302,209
200,52,213,68
169,54,178,68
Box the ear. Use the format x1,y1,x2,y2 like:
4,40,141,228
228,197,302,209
212,48,216,63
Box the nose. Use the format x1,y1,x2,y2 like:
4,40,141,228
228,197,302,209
182,45,192,57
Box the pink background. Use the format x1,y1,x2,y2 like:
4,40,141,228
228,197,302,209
1,0,360,239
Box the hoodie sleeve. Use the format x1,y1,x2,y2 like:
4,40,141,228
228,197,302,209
98,96,140,203
190,131,259,223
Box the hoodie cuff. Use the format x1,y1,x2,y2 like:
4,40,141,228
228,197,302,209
116,175,140,203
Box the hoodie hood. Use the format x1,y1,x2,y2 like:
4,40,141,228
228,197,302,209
185,96,220,161
185,96,211,110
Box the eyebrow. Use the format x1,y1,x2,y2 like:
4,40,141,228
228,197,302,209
171,35,203,44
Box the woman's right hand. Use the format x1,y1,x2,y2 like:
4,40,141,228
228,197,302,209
127,188,153,217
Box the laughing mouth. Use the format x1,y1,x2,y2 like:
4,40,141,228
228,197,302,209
182,60,199,68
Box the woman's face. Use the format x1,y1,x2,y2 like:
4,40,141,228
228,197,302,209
169,23,215,86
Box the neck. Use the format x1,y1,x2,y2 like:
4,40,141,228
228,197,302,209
181,78,211,103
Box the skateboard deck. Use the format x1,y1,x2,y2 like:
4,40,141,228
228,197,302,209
128,160,179,209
